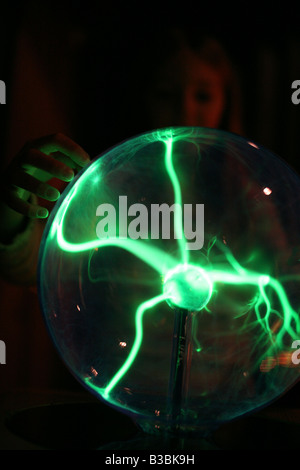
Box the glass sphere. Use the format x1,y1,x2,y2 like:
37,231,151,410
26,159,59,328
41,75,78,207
38,127,300,437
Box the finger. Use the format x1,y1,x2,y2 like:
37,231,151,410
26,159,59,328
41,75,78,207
47,151,83,172
29,133,90,167
11,170,61,202
2,190,49,219
22,148,75,181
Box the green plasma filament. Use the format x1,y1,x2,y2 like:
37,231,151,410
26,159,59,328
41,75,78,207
164,138,188,265
53,132,300,400
103,293,167,399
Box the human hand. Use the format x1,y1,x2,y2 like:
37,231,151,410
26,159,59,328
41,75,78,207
1,133,90,219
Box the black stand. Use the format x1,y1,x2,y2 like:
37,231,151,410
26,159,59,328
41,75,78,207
168,307,193,429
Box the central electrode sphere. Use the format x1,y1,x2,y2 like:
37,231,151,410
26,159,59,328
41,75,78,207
163,264,213,311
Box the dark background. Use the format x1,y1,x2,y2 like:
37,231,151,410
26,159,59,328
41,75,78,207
1,1,300,167
0,0,300,450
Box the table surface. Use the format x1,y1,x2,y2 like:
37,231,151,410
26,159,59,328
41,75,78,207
1,382,300,450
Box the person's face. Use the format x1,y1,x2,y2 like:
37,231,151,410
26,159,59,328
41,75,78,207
146,46,226,129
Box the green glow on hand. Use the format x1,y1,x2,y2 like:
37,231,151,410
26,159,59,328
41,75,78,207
51,130,300,402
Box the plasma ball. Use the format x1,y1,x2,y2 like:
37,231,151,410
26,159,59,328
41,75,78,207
163,264,213,311
38,126,300,435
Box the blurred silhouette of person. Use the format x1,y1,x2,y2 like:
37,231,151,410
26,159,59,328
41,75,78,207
0,20,244,393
